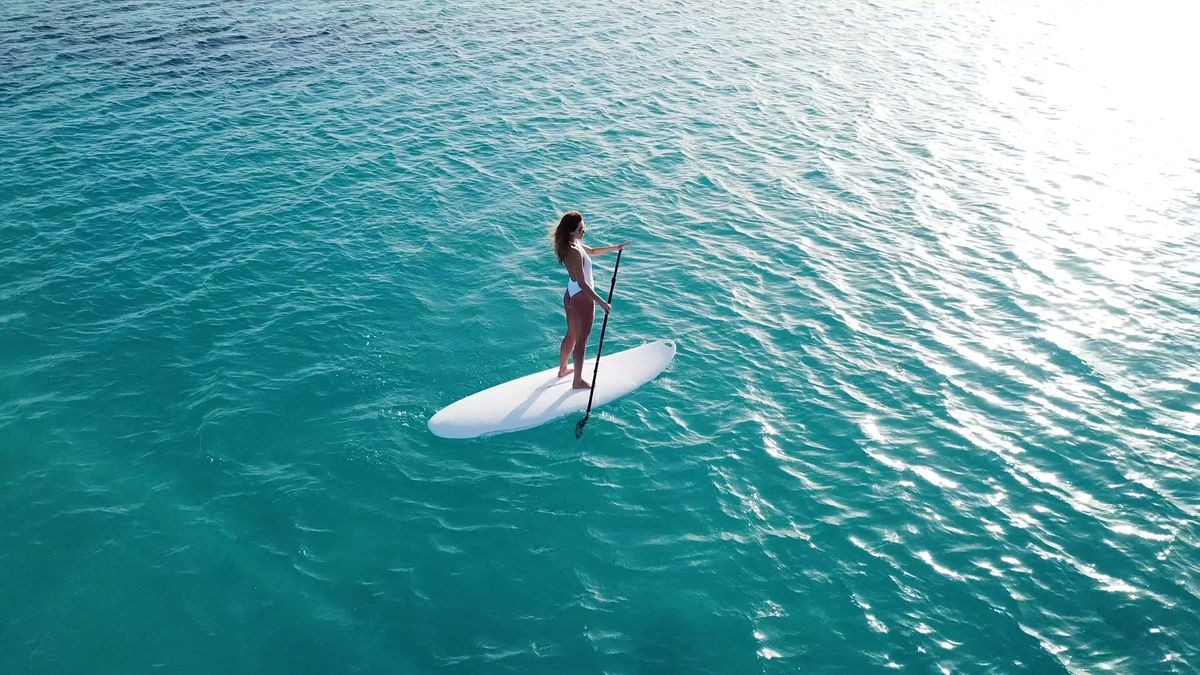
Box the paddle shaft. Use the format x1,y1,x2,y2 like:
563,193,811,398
576,248,622,437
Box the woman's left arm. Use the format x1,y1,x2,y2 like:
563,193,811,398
583,241,631,256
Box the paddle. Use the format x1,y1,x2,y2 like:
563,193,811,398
575,247,623,439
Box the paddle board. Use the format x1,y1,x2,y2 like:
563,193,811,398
428,339,675,439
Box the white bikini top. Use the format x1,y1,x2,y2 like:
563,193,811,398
566,244,593,297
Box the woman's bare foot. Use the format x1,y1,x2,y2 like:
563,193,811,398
557,366,573,378
572,379,592,390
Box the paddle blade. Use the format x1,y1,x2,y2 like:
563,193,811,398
574,416,588,439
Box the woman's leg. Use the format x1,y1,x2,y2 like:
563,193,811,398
570,294,595,389
558,291,576,377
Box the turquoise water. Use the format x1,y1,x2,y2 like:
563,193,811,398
3,0,1199,671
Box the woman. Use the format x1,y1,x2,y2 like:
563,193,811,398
550,211,629,389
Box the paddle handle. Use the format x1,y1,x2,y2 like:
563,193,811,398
576,248,622,438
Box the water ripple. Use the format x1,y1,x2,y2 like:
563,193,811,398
3,0,1199,672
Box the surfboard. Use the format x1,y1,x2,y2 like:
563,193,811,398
428,339,676,439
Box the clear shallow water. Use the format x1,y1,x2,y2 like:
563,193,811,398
2,0,1198,671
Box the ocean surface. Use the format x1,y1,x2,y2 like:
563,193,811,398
2,0,1198,671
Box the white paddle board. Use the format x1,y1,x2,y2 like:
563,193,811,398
428,339,676,439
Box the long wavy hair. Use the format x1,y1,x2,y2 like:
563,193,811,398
550,211,583,265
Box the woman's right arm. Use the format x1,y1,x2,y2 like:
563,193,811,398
565,250,611,312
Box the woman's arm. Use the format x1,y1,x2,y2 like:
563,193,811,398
565,249,611,311
581,241,630,257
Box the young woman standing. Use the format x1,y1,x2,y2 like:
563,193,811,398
550,211,629,389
